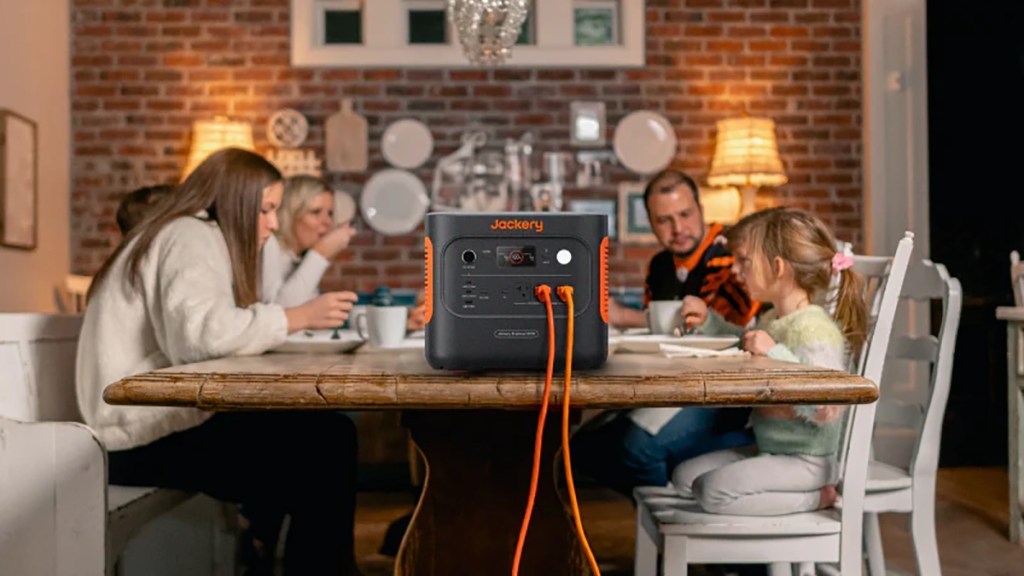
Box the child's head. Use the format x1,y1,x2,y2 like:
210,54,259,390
116,184,174,234
726,207,867,349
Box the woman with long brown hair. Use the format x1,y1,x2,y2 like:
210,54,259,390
77,148,363,575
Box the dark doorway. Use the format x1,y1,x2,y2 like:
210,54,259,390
927,0,1024,465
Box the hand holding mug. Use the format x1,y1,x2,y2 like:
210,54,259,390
288,291,358,332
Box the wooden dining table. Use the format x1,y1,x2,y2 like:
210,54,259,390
104,348,877,576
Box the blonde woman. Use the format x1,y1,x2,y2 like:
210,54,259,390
262,175,356,307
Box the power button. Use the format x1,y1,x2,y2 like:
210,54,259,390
556,249,572,265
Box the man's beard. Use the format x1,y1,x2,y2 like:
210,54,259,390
670,234,701,259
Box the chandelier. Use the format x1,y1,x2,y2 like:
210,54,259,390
447,0,530,66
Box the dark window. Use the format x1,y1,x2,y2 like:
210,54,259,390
324,10,362,44
516,10,534,45
409,9,447,44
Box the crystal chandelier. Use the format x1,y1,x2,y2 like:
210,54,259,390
447,0,530,66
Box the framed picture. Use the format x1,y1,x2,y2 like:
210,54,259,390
569,198,616,240
574,1,619,46
570,101,606,147
617,181,656,244
0,109,38,250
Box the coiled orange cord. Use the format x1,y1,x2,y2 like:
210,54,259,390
557,285,601,576
512,284,556,576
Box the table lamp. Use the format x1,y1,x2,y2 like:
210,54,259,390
706,116,787,218
181,117,255,180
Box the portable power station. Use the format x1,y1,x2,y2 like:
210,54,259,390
423,212,609,371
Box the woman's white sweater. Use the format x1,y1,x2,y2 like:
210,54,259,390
76,215,289,451
260,234,329,307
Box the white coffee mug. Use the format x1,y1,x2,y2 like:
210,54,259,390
646,300,683,335
347,304,368,330
356,305,407,348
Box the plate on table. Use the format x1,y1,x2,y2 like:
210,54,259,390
613,110,678,175
609,333,739,354
381,118,434,169
360,169,430,235
358,337,426,353
272,329,365,354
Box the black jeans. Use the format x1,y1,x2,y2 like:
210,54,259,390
109,411,359,576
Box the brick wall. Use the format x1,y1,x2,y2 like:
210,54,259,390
70,0,863,293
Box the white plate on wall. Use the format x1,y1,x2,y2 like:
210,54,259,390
381,119,434,169
272,329,365,354
613,110,678,175
360,169,430,235
334,189,357,225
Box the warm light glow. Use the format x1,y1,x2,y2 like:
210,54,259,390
701,187,742,225
182,117,255,180
707,116,787,216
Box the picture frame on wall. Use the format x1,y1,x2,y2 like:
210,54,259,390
569,198,616,240
617,181,656,244
0,109,38,250
570,101,607,147
574,0,620,46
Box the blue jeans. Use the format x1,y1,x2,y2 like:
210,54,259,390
571,407,754,497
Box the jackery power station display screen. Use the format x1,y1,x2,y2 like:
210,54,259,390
496,245,537,267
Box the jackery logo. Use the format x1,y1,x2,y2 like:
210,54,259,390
489,218,544,233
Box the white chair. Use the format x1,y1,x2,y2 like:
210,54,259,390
852,260,961,576
1006,252,1024,544
633,231,915,576
0,313,195,575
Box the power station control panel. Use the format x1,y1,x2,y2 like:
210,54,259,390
442,237,592,317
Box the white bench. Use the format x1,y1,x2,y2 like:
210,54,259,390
0,313,196,575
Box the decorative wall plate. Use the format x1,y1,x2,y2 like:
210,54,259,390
360,169,430,235
267,108,309,149
381,119,434,169
333,189,357,225
613,110,677,175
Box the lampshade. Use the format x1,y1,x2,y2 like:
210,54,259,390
182,117,255,179
707,117,787,189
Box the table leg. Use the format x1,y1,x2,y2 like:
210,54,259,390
398,410,585,576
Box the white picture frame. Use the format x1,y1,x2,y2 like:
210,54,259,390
291,0,645,67
569,198,616,240
0,109,37,250
617,181,656,245
570,101,606,147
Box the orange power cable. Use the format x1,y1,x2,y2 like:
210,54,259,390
557,285,601,576
512,284,556,576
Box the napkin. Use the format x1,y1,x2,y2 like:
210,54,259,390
658,344,747,358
